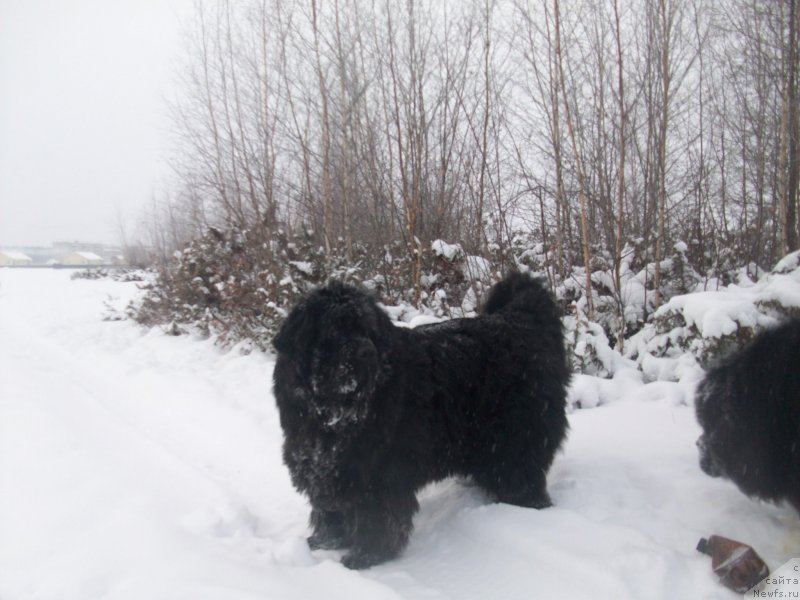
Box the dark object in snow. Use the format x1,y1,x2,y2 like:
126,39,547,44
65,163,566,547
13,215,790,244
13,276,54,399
696,534,769,593
272,272,570,569
695,319,800,512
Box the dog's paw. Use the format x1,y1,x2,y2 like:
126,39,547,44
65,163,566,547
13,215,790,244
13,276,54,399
528,494,553,509
341,549,389,570
307,532,347,551
499,489,553,509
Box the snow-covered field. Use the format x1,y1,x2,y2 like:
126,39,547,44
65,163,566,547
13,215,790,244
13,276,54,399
2,269,798,600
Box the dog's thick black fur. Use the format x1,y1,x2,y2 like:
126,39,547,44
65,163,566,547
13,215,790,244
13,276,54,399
695,319,800,512
272,272,570,569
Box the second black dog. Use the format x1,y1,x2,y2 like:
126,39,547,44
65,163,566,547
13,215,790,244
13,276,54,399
696,318,800,512
272,272,570,569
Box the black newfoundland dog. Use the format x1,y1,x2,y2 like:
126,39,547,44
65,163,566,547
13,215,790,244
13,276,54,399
272,272,570,569
695,319,800,512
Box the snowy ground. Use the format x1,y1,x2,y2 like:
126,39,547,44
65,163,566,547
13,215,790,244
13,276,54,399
2,269,799,600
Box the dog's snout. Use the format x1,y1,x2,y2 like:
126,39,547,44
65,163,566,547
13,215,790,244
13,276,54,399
697,435,722,477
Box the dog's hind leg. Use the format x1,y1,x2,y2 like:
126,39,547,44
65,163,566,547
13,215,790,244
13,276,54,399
473,433,556,510
341,493,418,569
473,390,565,509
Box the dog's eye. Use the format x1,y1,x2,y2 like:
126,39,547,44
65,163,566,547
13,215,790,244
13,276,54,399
355,340,377,362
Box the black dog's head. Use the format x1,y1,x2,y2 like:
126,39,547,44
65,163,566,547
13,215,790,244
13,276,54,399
273,282,392,428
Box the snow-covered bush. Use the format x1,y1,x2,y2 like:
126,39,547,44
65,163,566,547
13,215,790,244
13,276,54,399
71,268,110,280
72,268,148,282
132,228,300,350
131,229,497,350
132,226,800,385
563,315,616,378
426,239,495,318
627,250,800,369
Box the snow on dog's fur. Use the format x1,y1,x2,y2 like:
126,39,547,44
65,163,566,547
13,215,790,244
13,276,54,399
272,272,570,569
695,319,800,512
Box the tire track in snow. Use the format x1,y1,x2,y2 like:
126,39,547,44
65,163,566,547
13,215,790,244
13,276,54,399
0,272,310,599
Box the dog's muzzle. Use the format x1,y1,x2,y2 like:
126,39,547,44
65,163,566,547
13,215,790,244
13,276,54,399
697,435,723,477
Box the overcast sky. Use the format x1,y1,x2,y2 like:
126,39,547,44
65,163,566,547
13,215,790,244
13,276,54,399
0,0,193,248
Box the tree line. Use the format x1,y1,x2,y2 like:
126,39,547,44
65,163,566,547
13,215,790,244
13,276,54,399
139,0,800,315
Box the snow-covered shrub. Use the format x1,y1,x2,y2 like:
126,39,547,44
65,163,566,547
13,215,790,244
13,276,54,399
644,302,757,370
554,241,703,345
113,270,148,283
72,268,149,283
425,239,496,318
626,251,800,369
71,268,109,280
773,249,800,275
132,223,773,384
131,230,500,350
132,227,301,350
563,315,617,378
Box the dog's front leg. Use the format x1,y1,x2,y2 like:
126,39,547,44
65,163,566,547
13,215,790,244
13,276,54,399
341,493,418,569
308,506,354,550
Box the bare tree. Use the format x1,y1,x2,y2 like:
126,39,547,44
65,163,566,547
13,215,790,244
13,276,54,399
161,0,798,333
554,0,594,320
612,0,627,347
652,0,676,308
778,0,800,255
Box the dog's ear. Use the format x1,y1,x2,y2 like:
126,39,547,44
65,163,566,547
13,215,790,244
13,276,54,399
273,304,309,357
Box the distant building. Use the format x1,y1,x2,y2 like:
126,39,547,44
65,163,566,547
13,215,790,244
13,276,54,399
52,242,123,266
61,251,104,266
10,246,51,264
0,243,124,266
53,241,106,256
0,250,33,266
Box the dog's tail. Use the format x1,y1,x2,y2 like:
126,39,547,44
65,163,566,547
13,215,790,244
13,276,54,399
482,271,561,322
